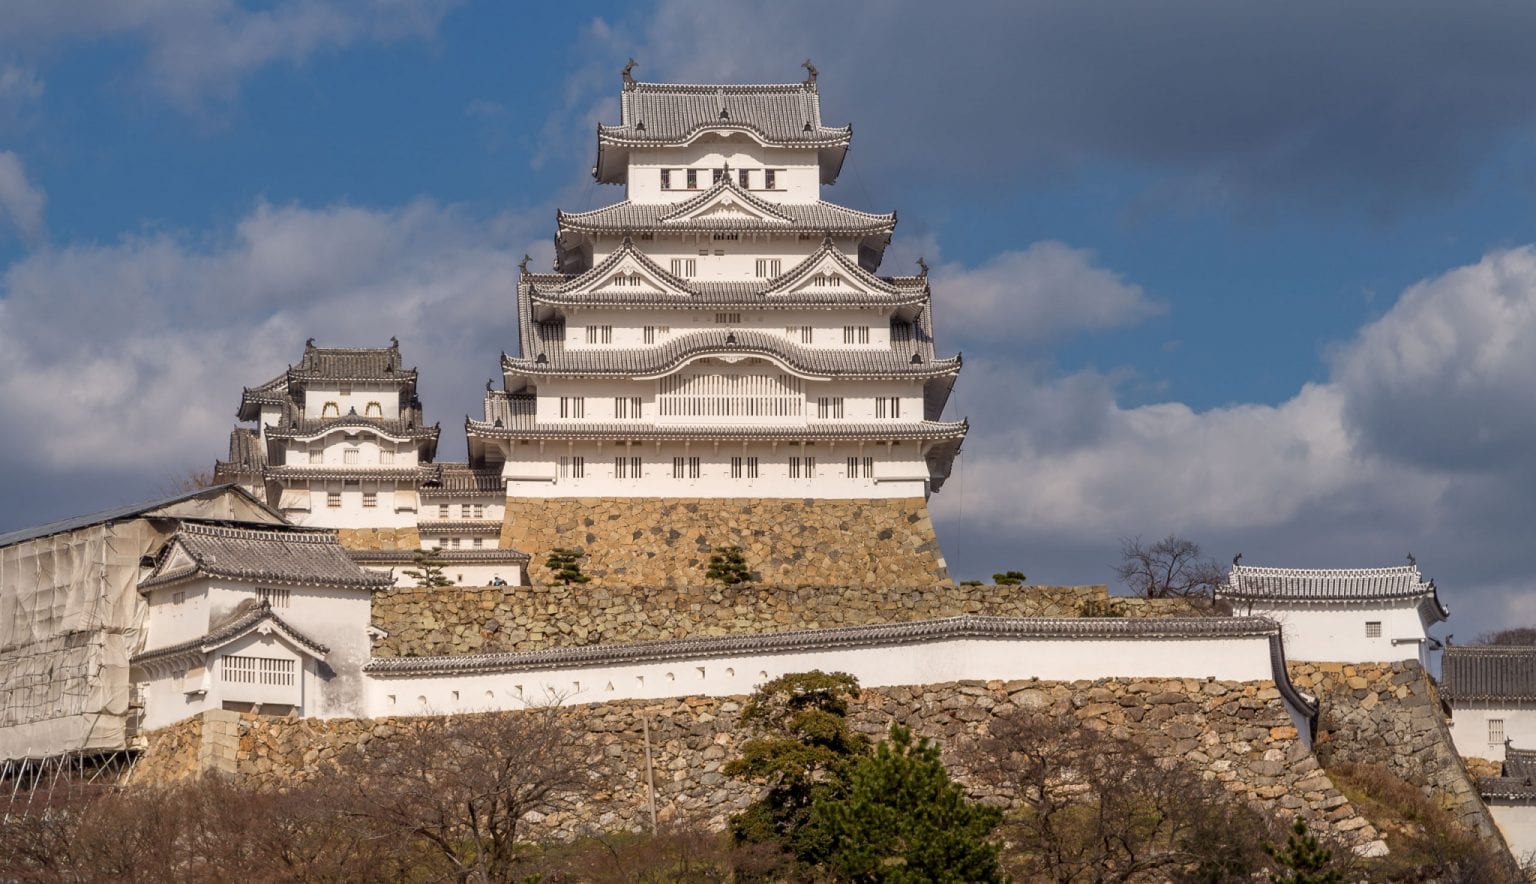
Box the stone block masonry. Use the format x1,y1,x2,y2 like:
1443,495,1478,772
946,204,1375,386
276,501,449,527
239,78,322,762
370,582,1195,657
337,527,421,551
132,678,1382,853
1289,660,1517,867
501,497,949,587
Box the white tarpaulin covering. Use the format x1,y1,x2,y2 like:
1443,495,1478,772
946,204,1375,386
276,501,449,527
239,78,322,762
0,488,282,760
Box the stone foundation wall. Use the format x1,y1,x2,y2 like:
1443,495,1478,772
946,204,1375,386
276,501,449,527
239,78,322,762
337,527,421,551
133,678,1382,852
1290,660,1511,855
370,583,1196,657
500,497,950,587
129,710,242,784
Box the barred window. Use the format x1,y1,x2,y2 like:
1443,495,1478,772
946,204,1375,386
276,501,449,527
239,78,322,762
842,325,869,344
764,169,777,189
1491,718,1506,745
614,456,643,479
672,456,701,479
730,456,758,479
222,655,295,687
614,396,643,419
472,504,484,518
846,456,875,479
715,312,742,324
379,449,395,464
787,325,813,343
560,456,585,479
439,504,450,518
660,168,672,189
327,491,341,508
365,401,382,417
257,587,291,608
670,258,696,277
559,397,585,419
686,168,697,189
738,168,750,188
755,258,782,277
644,326,656,344
1365,621,1382,638
344,448,359,465
362,492,377,508
585,325,613,344
789,456,816,479
817,397,845,419
472,538,483,549
461,504,472,518
875,397,901,419
308,449,322,464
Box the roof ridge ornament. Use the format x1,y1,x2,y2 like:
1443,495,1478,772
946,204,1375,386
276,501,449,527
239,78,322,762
621,58,637,88
518,254,531,275
802,59,818,86
916,256,929,278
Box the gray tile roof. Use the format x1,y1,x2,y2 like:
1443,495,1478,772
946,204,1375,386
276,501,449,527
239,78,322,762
558,180,894,235
1504,747,1536,779
237,339,423,421
466,389,967,444
419,463,505,498
138,522,394,591
263,412,441,443
265,465,439,482
363,614,1284,675
1441,646,1536,702
1221,563,1448,620
131,600,329,667
1477,777,1536,801
0,485,282,548
504,329,956,381
416,520,503,535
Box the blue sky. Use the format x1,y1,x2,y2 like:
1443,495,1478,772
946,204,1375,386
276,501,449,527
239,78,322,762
3,1,1536,639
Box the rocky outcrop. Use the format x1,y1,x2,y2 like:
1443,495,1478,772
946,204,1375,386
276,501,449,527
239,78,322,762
134,677,1381,852
369,583,1197,657
500,497,950,586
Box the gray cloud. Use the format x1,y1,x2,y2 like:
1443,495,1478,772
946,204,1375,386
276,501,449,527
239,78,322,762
0,151,45,244
592,0,1536,217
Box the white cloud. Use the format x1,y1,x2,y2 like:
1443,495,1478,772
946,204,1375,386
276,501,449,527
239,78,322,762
932,245,1536,640
0,199,546,477
932,242,1163,342
0,0,461,110
0,151,45,244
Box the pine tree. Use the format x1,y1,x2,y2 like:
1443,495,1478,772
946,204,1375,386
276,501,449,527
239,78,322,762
1265,816,1345,883
402,549,453,587
992,570,1026,585
808,724,1004,882
705,546,753,585
544,547,591,585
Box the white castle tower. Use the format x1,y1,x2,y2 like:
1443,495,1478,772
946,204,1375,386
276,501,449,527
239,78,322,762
467,63,968,586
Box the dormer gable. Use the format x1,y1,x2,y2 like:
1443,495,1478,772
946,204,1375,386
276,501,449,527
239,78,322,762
763,241,904,299
538,238,694,299
658,179,794,226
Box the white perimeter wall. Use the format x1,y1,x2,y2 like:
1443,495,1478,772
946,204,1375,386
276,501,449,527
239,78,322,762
1224,600,1432,665
1488,803,1536,866
366,634,1284,719
1449,701,1536,763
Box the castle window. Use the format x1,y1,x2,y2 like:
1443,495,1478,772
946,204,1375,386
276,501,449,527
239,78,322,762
715,312,741,324
614,456,643,479
846,456,874,479
1365,621,1382,638
322,401,340,418
876,397,901,419
730,457,759,479
362,491,377,508
171,591,185,606
559,396,585,419
660,169,671,189
789,456,815,479
614,396,643,419
686,169,697,189
472,504,484,518
739,168,750,188
644,326,656,344
712,167,725,185
222,655,295,687
308,449,323,464
1490,718,1506,745
842,325,869,344
365,401,382,417
380,449,395,465
460,504,472,518
472,538,483,549
672,456,701,479
449,538,461,549
787,325,813,344
559,456,585,479
712,233,739,241
257,587,291,608
755,258,782,278
585,325,613,344
658,372,804,418
327,491,341,508
344,448,359,465
764,169,777,189
670,258,696,277
817,397,844,419
438,504,450,518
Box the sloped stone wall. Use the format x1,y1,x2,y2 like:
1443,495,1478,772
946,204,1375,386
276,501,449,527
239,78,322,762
133,678,1382,852
337,527,421,551
369,583,1198,657
500,497,950,587
1290,660,1512,855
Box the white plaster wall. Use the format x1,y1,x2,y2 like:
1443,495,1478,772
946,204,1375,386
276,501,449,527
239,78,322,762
144,584,210,647
140,667,213,731
283,433,420,468
211,632,307,708
1449,701,1536,763
1224,600,1431,664
1488,803,1536,866
501,439,932,499
366,562,525,588
627,143,821,204
559,307,896,350
420,499,504,522
300,383,404,420
365,634,1280,718
293,485,420,529
531,375,925,429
